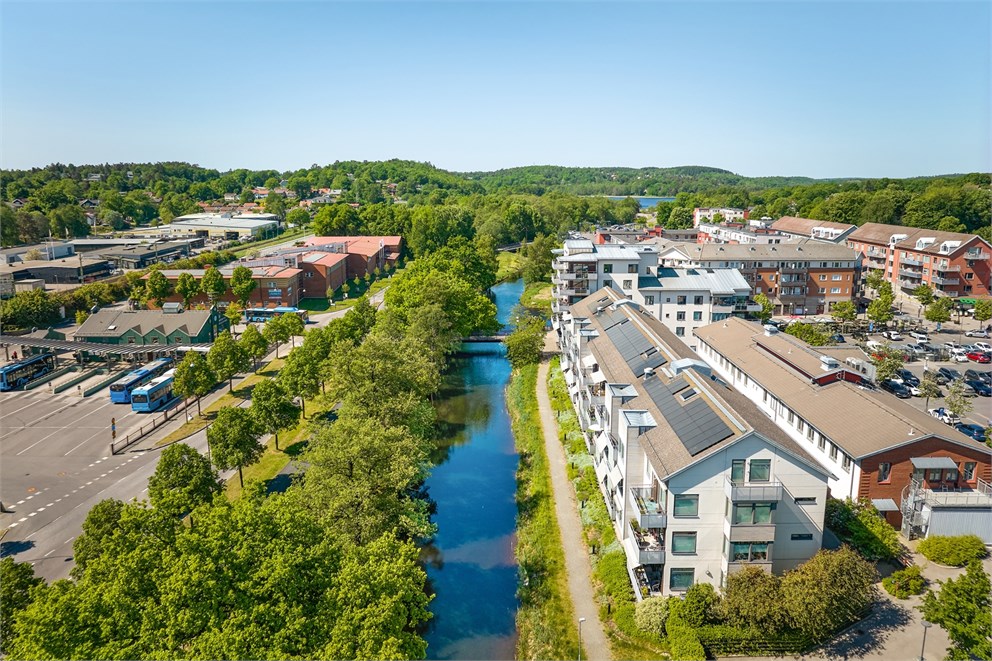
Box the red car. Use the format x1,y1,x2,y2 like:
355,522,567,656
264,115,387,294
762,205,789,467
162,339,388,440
966,351,991,363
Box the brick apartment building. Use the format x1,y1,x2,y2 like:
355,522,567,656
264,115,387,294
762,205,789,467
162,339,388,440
845,223,991,299
150,265,303,308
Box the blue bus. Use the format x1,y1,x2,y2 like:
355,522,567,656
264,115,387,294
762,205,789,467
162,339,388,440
0,354,56,391
244,306,309,323
109,357,174,404
130,369,176,413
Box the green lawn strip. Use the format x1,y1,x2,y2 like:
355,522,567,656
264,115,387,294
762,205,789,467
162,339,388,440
547,357,669,660
520,281,552,315
154,358,285,447
509,364,578,661
498,252,524,282
324,270,401,311
297,298,331,312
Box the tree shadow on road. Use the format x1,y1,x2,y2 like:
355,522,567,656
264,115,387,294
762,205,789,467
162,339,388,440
815,599,913,658
0,539,35,558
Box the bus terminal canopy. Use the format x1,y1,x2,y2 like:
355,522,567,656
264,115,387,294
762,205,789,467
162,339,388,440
0,335,212,358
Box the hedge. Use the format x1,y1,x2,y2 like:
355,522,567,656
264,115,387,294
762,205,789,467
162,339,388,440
882,565,926,598
695,625,813,657
918,535,988,567
664,608,706,661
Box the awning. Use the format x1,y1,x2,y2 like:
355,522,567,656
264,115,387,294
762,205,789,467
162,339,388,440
910,457,958,470
871,498,900,512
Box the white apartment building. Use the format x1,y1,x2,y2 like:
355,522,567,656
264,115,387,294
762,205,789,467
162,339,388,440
693,207,746,225
695,220,786,245
551,239,757,343
558,289,831,598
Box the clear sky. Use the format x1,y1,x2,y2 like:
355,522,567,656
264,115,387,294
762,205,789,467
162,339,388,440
1,1,989,178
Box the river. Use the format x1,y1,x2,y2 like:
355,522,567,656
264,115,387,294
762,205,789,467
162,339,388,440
421,278,524,660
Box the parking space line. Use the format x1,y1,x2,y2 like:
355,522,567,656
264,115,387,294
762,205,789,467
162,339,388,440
37,507,45,512
43,549,54,557
17,517,27,522
16,500,24,505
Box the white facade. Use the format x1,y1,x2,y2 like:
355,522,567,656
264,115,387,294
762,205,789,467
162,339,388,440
693,207,746,225
558,292,830,598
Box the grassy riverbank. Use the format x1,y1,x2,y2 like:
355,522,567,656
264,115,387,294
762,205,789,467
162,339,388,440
497,251,524,282
546,357,670,660
508,363,578,660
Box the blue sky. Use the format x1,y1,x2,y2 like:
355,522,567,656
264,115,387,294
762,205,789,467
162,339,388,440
1,1,989,178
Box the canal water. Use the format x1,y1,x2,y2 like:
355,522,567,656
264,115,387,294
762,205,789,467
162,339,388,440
422,278,524,660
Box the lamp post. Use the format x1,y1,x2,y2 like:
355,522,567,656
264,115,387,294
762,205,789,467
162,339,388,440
920,619,932,661
577,617,586,661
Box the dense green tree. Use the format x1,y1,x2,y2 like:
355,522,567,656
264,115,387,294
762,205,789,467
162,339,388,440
785,322,834,346
229,265,257,307
830,300,857,330
919,560,992,660
207,330,250,391
0,288,63,329
718,565,788,633
869,344,905,382
385,268,498,337
504,314,546,368
945,379,974,421
973,299,991,327
175,272,199,308
172,350,217,415
148,443,222,517
282,310,305,347
49,204,90,238
263,192,286,219
287,176,311,200
224,302,242,332
913,284,935,312
250,379,300,449
867,295,894,325
284,207,310,228
521,233,555,285
70,498,126,579
924,296,952,325
864,269,884,293
200,267,227,304
666,206,693,229
407,204,473,256
0,557,42,653
679,583,720,628
753,293,774,323
313,203,360,235
781,547,878,641
918,372,942,410
279,341,325,417
207,406,262,488
262,314,291,358
144,270,173,308
239,323,270,371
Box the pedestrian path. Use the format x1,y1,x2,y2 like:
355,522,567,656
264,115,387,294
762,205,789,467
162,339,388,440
535,358,612,661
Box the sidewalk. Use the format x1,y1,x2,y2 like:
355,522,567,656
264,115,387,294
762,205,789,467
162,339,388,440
535,358,612,661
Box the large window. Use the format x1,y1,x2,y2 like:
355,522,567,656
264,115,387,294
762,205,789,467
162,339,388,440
677,311,686,321
964,462,977,482
627,264,638,273
694,295,704,305
731,460,745,485
878,463,891,483
749,459,771,482
677,295,687,305
670,568,694,591
693,311,702,321
673,494,699,517
602,264,613,273
733,503,774,525
671,532,697,555
731,542,770,562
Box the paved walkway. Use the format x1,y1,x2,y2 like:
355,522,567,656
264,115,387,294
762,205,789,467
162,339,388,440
535,358,612,661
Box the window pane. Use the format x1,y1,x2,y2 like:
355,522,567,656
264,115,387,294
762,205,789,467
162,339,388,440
751,543,769,560
732,543,751,561
749,460,771,482
673,495,698,517
670,568,694,591
965,462,977,481
733,504,752,525
731,460,745,485
672,533,697,554
754,504,772,524
878,463,891,483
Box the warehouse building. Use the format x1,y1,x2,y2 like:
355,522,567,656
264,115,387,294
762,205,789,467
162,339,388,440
168,213,280,239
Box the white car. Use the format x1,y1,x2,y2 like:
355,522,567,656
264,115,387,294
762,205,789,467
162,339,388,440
965,329,990,338
908,331,930,342
881,330,903,341
949,348,970,363
928,408,961,425
975,342,992,353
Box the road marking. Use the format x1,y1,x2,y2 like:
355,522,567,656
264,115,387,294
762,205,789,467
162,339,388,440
89,463,95,467
86,481,93,485
44,549,54,557
94,459,103,464
0,396,73,429
25,495,33,500
65,537,74,544
28,512,36,517
7,523,16,528
100,473,107,478
15,500,24,505
37,507,45,512
62,494,69,498
17,517,27,522
46,503,53,507
55,499,62,503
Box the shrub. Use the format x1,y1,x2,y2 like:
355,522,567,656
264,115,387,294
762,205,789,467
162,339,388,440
918,535,988,567
633,596,669,635
680,582,720,627
826,497,902,562
665,603,706,661
695,625,812,657
882,565,926,598
718,565,789,633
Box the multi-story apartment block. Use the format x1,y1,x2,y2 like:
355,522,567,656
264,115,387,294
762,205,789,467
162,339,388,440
557,288,831,598
845,223,991,299
551,239,756,340
693,207,746,225
693,318,992,541
771,217,857,244
651,239,861,316
695,220,785,245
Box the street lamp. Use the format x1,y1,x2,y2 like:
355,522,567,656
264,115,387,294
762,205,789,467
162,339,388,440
920,619,932,661
577,617,586,661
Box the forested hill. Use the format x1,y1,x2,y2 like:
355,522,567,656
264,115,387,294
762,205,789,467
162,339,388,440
459,165,825,196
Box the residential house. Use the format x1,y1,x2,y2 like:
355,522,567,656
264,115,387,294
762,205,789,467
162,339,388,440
558,288,831,597
771,217,857,244
693,317,992,541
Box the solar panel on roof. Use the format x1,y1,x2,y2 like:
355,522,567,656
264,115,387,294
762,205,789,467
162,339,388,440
642,375,734,456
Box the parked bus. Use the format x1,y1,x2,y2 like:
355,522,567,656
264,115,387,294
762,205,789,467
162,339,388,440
243,306,309,324
130,369,176,413
0,354,56,391
173,346,211,359
109,357,174,404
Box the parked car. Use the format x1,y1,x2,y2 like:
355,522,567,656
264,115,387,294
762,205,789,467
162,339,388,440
964,369,992,385
881,330,903,341
975,342,992,353
829,334,845,343
928,407,961,425
937,367,961,382
954,422,988,442
945,340,962,349
908,330,930,343
906,345,934,359
949,348,970,363
894,369,920,387
924,369,949,385
966,351,991,364
965,380,992,397
956,381,978,397
880,379,912,398
909,383,942,397
965,329,990,338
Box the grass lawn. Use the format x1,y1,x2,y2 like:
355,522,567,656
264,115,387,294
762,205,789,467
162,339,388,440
155,358,285,447
297,298,331,312
520,281,553,316
498,251,524,282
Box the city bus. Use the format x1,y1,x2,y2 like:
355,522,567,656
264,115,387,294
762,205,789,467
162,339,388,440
243,306,309,324
109,357,174,404
0,354,56,391
174,346,211,359
130,369,176,413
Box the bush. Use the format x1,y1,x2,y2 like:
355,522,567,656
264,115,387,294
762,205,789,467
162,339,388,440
633,596,669,635
680,582,720,627
826,497,902,562
918,535,988,567
718,565,789,633
665,603,706,661
882,565,926,598
695,625,812,657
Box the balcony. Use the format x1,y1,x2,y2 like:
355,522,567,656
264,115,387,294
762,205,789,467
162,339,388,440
728,560,772,575
553,261,568,271
780,265,808,274
559,287,590,297
901,257,922,266
779,293,806,302
934,264,961,272
931,276,960,286
965,250,991,261
729,523,776,542
625,524,666,566
629,486,668,529
726,477,784,501
898,269,923,279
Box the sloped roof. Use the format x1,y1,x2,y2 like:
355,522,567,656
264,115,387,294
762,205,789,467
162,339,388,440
772,216,856,236
656,238,858,262
848,223,989,256
75,309,214,339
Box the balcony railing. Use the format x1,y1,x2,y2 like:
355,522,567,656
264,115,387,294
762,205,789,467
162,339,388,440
780,266,808,274
779,293,806,301
726,477,784,501
931,276,960,285
934,264,961,272
965,250,990,261
898,269,923,279
901,257,923,266
559,287,590,297
728,560,772,575
629,486,667,529
626,524,666,566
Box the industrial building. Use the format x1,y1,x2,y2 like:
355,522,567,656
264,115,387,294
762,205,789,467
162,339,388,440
168,213,280,239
